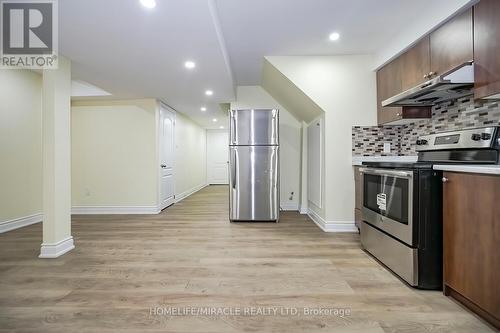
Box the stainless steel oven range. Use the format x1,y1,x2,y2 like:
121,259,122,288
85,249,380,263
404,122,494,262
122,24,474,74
360,126,500,290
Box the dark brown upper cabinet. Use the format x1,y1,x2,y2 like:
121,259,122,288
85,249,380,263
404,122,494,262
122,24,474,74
474,0,500,99
376,7,474,125
399,9,473,90
377,58,403,124
430,8,473,77
401,36,431,91
377,56,431,125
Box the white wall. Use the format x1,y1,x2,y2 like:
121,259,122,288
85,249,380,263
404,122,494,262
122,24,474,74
71,99,159,208
0,70,42,224
231,86,302,210
266,56,377,225
174,112,207,199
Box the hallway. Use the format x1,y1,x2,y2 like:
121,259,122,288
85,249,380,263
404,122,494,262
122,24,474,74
0,186,493,332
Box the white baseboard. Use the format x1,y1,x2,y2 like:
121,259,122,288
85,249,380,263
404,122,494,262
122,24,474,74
281,202,299,211
71,182,208,214
175,183,208,203
39,236,75,259
0,213,43,233
308,209,358,233
71,206,160,215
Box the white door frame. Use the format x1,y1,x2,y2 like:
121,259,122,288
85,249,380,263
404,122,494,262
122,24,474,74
157,102,176,211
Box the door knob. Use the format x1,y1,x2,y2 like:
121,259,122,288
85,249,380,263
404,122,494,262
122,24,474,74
442,177,449,183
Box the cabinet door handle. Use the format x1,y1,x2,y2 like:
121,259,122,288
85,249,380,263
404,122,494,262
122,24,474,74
442,177,449,183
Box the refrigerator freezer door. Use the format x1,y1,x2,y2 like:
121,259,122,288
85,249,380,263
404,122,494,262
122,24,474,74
230,109,279,146
229,146,279,221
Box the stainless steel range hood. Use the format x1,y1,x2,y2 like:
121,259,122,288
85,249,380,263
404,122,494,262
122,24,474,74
382,62,474,107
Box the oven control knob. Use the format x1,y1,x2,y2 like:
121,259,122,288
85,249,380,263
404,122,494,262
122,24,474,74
471,133,481,141
416,139,428,146
481,133,492,140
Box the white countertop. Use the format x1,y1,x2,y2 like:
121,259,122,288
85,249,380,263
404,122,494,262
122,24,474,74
433,164,500,175
352,155,418,166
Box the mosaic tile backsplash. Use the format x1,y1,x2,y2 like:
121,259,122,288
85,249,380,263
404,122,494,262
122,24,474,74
352,97,500,156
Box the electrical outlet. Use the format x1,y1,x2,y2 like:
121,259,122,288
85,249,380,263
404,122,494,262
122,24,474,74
289,192,294,201
383,142,391,153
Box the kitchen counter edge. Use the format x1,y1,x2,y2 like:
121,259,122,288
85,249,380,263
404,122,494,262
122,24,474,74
433,164,500,175
352,156,418,166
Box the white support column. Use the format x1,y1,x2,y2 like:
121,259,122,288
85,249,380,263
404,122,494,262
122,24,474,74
299,121,308,214
40,56,74,259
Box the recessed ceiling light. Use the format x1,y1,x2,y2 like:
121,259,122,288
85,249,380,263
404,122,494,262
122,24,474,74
212,118,217,122
140,0,156,9
200,107,207,112
219,126,224,129
205,90,214,96
184,61,196,69
329,32,340,41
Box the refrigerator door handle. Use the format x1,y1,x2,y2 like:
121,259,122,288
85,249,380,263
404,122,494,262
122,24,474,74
231,149,237,189
273,147,279,188
272,112,278,145
231,113,237,145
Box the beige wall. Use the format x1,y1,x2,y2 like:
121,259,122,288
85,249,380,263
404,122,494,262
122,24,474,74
71,99,158,207
0,70,42,223
71,99,208,209
2,72,208,223
231,86,302,210
266,56,377,223
174,112,207,198
262,59,323,123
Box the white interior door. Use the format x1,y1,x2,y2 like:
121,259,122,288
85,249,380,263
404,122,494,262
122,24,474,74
307,118,322,208
159,106,175,210
207,130,229,184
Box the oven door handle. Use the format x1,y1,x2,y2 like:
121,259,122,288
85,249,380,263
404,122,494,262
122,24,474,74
359,168,413,178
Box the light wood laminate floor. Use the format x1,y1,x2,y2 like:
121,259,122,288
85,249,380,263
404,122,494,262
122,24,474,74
0,186,495,332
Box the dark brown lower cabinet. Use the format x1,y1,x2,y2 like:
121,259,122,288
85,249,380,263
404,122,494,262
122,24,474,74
354,166,363,230
443,172,500,329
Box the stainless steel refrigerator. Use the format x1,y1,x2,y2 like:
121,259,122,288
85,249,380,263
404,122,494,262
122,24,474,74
229,109,280,222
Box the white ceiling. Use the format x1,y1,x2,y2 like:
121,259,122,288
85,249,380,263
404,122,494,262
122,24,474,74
215,0,474,84
60,0,234,129
60,0,472,128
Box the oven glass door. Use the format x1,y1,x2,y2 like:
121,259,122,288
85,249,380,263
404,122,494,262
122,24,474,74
361,168,414,246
